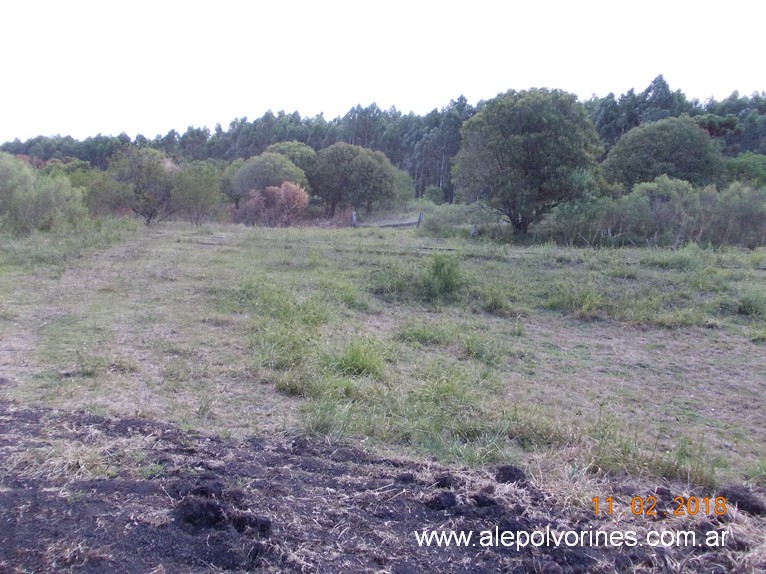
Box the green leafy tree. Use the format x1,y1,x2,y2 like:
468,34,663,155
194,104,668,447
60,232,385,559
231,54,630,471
312,143,361,216
726,152,766,188
0,152,36,219
390,169,416,207
423,185,446,204
68,166,126,217
175,160,224,224
602,115,725,189
0,153,88,234
695,113,742,138
11,175,89,234
349,149,396,213
178,126,211,161
109,146,178,225
312,143,398,215
221,159,246,208
231,152,307,206
265,141,318,187
452,88,601,233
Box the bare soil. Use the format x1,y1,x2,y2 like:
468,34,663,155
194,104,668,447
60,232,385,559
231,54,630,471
1,398,763,574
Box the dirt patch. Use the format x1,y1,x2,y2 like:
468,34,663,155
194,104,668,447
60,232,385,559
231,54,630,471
0,401,763,573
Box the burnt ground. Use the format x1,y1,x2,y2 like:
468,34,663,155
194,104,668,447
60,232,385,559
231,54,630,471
0,400,764,574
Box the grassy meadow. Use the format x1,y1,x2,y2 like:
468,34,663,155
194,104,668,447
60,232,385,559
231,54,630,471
1,221,765,500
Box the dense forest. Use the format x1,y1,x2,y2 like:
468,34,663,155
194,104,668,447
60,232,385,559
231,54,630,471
1,75,765,246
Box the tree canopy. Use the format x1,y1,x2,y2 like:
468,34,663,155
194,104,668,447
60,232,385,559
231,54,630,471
175,160,224,224
312,143,398,216
109,147,177,225
602,115,725,189
1,76,764,240
265,141,318,187
452,88,601,233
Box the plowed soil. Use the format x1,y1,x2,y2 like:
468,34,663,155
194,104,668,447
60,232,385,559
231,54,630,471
1,400,763,574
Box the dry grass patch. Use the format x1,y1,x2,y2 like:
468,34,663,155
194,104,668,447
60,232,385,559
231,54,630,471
1,222,764,492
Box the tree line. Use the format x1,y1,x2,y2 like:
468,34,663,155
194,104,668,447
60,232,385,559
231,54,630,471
1,75,765,246
5,75,762,200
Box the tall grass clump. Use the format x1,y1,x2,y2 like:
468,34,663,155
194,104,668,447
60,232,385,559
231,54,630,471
735,287,766,317
323,339,384,378
369,257,415,298
543,279,608,320
638,243,713,270
587,407,725,487
418,253,463,299
230,280,329,327
0,217,138,267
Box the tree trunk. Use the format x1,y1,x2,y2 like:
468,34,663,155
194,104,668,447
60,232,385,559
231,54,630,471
512,219,529,234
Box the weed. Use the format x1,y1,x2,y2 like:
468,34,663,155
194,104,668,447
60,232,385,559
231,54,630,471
369,258,413,297
75,349,105,378
509,315,526,336
334,281,373,312
0,217,138,267
324,339,384,378
461,334,500,365
396,321,456,347
253,323,315,370
736,287,766,317
476,285,517,316
302,395,355,437
587,406,723,487
543,280,607,320
196,395,215,419
638,244,712,270
746,457,766,486
138,464,164,479
231,280,329,327
4,222,764,490
7,437,149,481
419,253,463,299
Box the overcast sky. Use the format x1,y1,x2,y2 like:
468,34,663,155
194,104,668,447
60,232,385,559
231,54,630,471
2,0,763,143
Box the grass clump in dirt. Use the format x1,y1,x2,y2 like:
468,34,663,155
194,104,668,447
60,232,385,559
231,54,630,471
418,253,463,299
369,252,465,303
543,279,608,320
395,320,457,347
586,407,726,488
323,339,385,379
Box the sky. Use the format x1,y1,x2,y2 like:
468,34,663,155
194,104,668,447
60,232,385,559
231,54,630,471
1,0,764,143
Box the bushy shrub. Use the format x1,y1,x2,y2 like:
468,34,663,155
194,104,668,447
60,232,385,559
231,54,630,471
416,202,489,238
325,340,384,378
548,176,766,248
174,160,224,224
230,181,308,227
419,253,463,298
263,181,309,226
1,152,36,216
1,152,89,235
230,190,265,226
369,257,414,297
423,185,445,204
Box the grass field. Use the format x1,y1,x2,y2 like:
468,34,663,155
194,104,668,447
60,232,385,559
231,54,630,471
1,221,765,501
